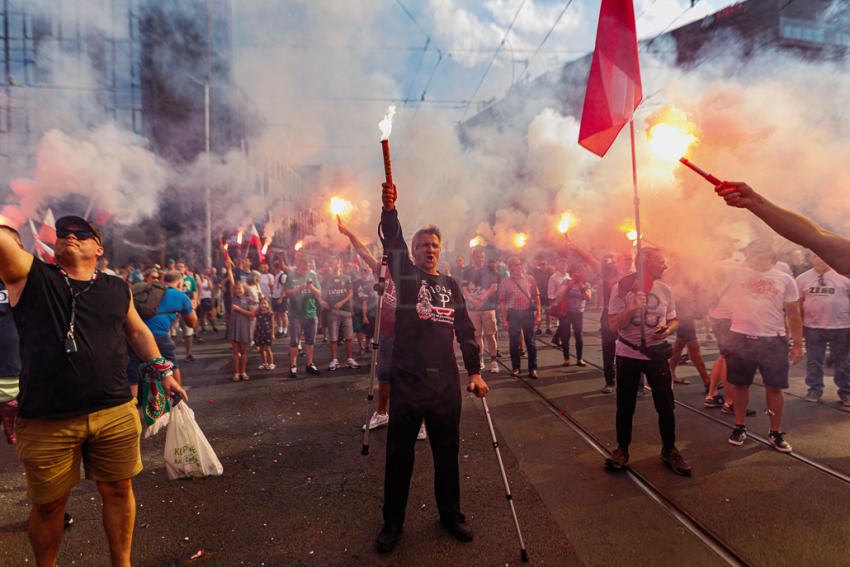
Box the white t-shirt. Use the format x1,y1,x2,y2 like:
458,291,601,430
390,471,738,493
729,267,798,336
548,271,568,301
796,268,850,329
259,272,274,299
609,276,677,360
272,271,287,299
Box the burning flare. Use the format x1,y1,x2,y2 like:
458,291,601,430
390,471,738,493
469,236,484,248
626,230,638,242
236,230,243,246
647,123,696,162
261,238,271,256
294,240,304,251
557,213,575,235
330,197,353,217
514,233,527,248
378,104,396,141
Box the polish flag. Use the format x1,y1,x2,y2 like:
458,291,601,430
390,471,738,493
248,224,263,258
30,219,55,263
578,0,642,157
38,208,56,245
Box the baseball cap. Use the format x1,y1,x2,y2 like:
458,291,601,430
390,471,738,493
55,216,103,245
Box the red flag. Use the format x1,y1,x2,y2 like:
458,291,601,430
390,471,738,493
38,208,56,245
29,220,54,263
578,0,642,157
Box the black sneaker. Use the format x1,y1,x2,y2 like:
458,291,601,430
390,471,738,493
728,425,747,446
64,512,73,529
306,363,320,375
704,394,725,408
605,447,629,470
440,513,473,542
375,524,402,553
185,355,196,363
288,366,297,378
768,430,792,453
661,447,692,476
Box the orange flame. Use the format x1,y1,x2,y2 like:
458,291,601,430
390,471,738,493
261,238,271,255
329,197,353,217
626,230,638,241
469,236,483,248
557,213,575,234
379,104,396,141
514,233,527,248
646,106,697,162
294,240,304,251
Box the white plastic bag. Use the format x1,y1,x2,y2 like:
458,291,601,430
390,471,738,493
164,401,223,480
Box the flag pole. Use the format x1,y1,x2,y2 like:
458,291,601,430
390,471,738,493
630,120,646,344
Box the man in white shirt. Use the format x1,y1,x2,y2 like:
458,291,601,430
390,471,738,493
604,248,690,476
547,257,568,346
796,252,850,406
725,240,803,452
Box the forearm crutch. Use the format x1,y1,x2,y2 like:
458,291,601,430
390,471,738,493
361,252,388,455
480,395,528,562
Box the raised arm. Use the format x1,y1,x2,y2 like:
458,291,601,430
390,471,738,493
338,216,379,273
716,181,850,273
0,227,34,303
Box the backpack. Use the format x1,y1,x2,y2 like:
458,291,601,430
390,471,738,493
132,282,168,321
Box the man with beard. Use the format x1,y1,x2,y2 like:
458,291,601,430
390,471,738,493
375,183,488,554
0,216,186,567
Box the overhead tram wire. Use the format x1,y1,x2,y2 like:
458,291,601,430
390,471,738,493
519,0,576,84
460,0,528,121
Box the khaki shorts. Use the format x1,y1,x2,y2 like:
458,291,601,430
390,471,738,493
15,400,143,504
468,309,497,337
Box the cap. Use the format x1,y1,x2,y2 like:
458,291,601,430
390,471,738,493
55,216,103,245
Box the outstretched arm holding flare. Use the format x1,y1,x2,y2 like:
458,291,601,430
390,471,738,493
716,181,850,273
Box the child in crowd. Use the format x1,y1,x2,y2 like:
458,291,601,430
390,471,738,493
227,260,256,381
255,298,275,370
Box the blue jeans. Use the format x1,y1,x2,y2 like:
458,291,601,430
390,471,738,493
507,309,537,372
804,326,850,397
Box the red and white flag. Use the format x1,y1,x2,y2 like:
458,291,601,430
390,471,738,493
30,219,55,263
578,0,642,157
248,224,263,259
38,208,56,245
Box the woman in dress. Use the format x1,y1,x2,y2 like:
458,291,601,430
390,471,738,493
226,260,256,381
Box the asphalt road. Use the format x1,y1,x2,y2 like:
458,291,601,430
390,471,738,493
1,308,848,566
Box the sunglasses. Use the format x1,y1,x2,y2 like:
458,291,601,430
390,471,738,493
57,228,98,242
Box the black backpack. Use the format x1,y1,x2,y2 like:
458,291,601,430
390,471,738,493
131,282,168,321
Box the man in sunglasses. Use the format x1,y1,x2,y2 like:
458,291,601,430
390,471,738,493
0,215,186,567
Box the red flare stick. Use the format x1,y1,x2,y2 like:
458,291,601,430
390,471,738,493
380,139,393,186
679,157,721,185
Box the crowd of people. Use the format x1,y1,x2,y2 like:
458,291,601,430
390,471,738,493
3,178,850,563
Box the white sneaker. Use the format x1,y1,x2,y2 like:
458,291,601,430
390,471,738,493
480,359,485,370
362,411,389,430
258,363,267,370
267,363,275,370
277,327,284,335
346,358,360,369
490,360,499,373
329,359,340,371
417,422,427,440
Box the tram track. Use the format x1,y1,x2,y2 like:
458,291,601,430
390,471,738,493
484,334,850,566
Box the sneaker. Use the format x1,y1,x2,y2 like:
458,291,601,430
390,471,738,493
375,524,402,554
768,430,792,453
721,404,756,416
529,370,538,379
64,512,73,529
562,360,570,367
185,355,196,363
704,394,725,408
511,369,520,377
306,363,320,375
661,447,692,476
346,358,360,369
535,328,542,335
480,360,486,370
490,360,499,373
840,395,850,407
417,422,427,440
728,425,747,446
576,360,587,367
267,363,275,370
605,447,629,470
289,366,297,378
519,349,526,357
602,384,614,394
258,363,268,370
440,513,473,542
363,411,389,430
278,327,284,335
804,390,821,403
328,359,340,371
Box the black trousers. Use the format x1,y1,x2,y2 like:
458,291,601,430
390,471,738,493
507,309,537,372
557,311,585,361
382,372,462,528
615,355,676,450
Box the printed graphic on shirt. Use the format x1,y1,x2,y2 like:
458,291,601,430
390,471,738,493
740,277,782,297
416,279,455,324
0,289,8,304
628,291,666,328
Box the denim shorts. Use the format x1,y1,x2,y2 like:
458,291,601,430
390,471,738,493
289,317,318,347
725,333,789,389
